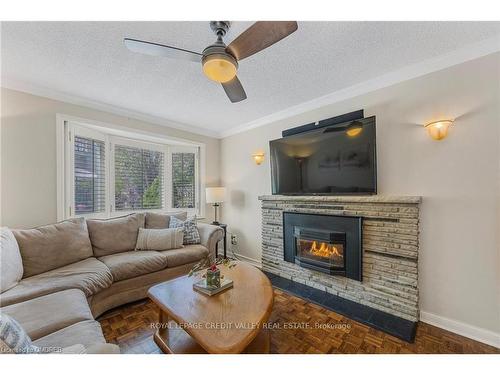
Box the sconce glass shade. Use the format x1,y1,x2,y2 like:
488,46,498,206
205,187,226,203
425,120,453,141
252,153,265,165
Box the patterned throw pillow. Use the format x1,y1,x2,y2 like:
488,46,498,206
169,216,201,245
0,313,40,354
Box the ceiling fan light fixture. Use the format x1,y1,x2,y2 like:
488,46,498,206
202,53,238,83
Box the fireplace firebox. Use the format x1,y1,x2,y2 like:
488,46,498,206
294,227,346,273
283,212,362,281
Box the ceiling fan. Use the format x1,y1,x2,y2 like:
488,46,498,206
124,21,298,103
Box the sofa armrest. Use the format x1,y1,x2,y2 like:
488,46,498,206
197,223,224,259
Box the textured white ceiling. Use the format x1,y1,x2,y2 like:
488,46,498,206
2,21,500,136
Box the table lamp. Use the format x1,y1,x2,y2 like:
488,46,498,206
205,187,226,225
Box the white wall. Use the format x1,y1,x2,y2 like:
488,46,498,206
0,88,221,228
221,53,500,339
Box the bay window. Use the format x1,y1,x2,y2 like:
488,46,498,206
60,119,202,220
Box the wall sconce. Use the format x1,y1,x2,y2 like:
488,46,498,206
425,120,453,141
252,152,265,165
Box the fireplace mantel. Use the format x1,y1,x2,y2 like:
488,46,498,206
259,195,422,204
259,194,421,323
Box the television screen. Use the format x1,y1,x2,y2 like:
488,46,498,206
270,116,377,195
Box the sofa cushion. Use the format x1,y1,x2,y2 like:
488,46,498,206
0,258,113,307
0,312,40,354
98,251,167,282
161,244,208,268
1,289,93,341
169,216,201,245
33,320,105,349
12,218,93,278
135,227,184,251
145,211,188,229
0,228,23,293
87,213,145,257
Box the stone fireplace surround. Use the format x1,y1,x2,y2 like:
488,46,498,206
259,195,421,323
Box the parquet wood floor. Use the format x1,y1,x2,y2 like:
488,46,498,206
98,289,499,354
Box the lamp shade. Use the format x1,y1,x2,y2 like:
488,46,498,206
206,187,226,203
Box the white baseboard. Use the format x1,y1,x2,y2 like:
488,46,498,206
420,311,500,348
232,253,262,268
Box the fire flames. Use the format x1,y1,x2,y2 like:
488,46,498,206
309,241,342,258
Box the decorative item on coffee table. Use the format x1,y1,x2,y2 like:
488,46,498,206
206,264,221,288
189,255,236,296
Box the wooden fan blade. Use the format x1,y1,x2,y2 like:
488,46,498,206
226,21,298,61
124,38,202,63
222,76,247,103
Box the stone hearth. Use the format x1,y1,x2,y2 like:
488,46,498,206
259,195,421,322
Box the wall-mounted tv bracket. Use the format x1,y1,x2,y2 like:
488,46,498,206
281,109,365,138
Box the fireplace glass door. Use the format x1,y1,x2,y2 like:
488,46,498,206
296,238,344,268
294,227,346,273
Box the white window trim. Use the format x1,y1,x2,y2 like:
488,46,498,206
56,113,206,221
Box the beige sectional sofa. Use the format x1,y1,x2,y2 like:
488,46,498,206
0,212,223,354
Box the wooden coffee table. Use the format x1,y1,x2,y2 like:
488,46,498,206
148,262,274,354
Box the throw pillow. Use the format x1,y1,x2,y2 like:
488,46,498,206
0,227,24,293
169,216,201,245
135,228,184,251
0,313,39,354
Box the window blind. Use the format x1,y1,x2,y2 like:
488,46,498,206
172,152,196,209
114,144,164,210
74,136,106,214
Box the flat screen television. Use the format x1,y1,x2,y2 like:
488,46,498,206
270,116,377,195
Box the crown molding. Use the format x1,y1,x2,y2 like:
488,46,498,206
219,35,500,138
0,78,220,139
